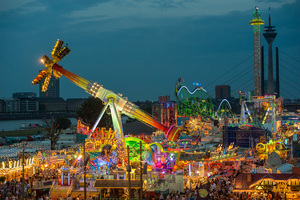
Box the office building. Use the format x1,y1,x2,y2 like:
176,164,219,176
215,85,231,99
39,74,60,98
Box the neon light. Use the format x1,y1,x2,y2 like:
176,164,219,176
262,106,271,124
217,99,232,110
244,104,253,122
165,125,174,139
177,85,207,95
53,64,90,91
53,64,175,136
34,39,183,157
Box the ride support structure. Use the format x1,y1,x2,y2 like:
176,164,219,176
240,95,278,132
175,80,215,121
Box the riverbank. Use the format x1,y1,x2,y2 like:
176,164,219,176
0,112,77,121
0,118,78,131
0,128,45,137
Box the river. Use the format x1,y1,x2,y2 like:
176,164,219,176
0,118,78,131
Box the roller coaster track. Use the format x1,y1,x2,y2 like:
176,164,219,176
175,83,215,120
175,82,234,120
217,99,234,119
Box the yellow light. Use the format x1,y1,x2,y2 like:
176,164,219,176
40,59,44,63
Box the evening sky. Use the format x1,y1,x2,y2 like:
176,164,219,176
0,0,299,101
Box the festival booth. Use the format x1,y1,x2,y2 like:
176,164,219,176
182,161,207,189
58,167,79,186
144,170,184,195
42,154,66,169
256,139,290,160
234,172,300,199
94,179,143,199
0,157,35,181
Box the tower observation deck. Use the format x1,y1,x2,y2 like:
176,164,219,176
250,7,264,96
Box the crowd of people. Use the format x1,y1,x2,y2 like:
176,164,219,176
0,152,294,200
154,162,289,200
0,179,33,200
0,164,292,200
0,166,62,200
33,168,59,181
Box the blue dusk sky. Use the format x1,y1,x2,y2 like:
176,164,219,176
0,0,299,101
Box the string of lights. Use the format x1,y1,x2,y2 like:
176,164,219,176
0,142,81,159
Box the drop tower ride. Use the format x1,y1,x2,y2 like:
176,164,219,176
250,6,264,96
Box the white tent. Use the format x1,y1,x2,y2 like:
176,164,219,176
277,163,294,173
201,135,213,142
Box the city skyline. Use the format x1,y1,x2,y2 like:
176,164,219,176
0,0,299,101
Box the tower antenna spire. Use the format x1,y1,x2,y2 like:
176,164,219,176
263,6,277,96
269,7,271,26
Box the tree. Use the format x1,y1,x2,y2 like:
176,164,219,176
134,100,153,114
43,116,70,150
55,116,71,129
76,97,113,129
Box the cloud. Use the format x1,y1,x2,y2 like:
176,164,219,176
0,0,298,100
66,0,295,24
0,1,101,15
255,0,285,3
0,0,35,12
17,4,46,14
0,0,46,14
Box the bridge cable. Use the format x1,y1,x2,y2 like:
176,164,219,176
207,64,253,95
279,50,300,64
281,87,299,100
205,54,254,88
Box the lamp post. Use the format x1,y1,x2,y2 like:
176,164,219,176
140,141,143,200
84,139,86,200
127,145,131,200
22,141,25,200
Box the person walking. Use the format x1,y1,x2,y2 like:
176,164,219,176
159,193,164,200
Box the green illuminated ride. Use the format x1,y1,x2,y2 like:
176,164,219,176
175,80,215,120
216,99,234,119
250,6,264,96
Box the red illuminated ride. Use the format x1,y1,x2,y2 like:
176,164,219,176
32,40,182,142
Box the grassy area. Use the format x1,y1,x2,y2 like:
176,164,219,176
0,128,45,137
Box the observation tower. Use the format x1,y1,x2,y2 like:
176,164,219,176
263,8,277,95
250,6,264,96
